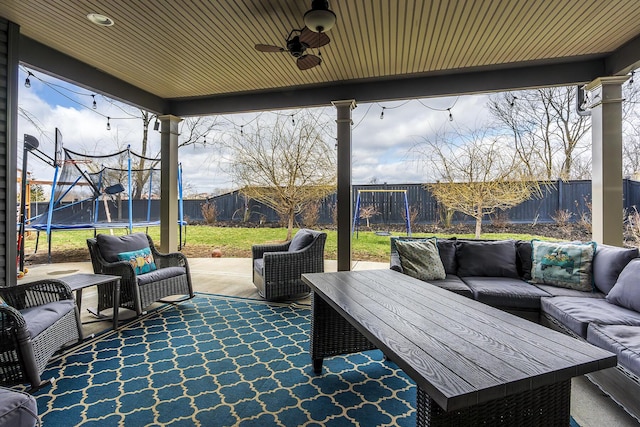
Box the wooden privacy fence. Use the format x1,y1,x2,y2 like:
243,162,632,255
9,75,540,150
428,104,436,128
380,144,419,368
31,180,640,226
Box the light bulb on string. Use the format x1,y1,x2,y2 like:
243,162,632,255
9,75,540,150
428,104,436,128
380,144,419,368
291,114,295,126
380,106,386,119
447,108,453,121
106,117,111,130
24,72,33,88
153,119,160,131
630,71,635,86
510,96,518,108
92,95,97,109
240,125,244,136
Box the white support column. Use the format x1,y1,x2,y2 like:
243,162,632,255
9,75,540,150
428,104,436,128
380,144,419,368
159,115,181,253
586,76,628,246
332,100,356,271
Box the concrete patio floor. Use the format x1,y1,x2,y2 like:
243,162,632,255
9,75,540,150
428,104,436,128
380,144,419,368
20,258,640,426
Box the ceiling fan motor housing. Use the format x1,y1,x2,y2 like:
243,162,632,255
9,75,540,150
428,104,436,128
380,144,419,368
287,36,308,57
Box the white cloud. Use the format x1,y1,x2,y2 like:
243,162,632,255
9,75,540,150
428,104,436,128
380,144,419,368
18,69,498,195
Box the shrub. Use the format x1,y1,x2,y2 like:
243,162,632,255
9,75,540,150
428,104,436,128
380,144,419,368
201,202,218,225
302,202,321,228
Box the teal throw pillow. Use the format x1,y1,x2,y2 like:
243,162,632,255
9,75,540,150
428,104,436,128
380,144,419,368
530,240,596,291
117,247,157,275
395,238,446,282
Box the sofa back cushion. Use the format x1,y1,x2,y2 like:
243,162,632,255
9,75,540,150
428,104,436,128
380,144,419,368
97,233,150,263
606,258,640,311
530,240,596,292
515,240,533,280
391,237,457,275
593,244,639,294
395,238,446,281
456,240,519,278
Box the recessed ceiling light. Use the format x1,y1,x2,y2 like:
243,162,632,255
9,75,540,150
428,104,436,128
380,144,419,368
87,13,114,27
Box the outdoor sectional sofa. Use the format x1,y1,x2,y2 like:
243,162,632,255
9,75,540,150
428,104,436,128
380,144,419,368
390,236,640,421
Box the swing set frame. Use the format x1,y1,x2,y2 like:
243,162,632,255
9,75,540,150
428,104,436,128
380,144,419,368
352,189,412,238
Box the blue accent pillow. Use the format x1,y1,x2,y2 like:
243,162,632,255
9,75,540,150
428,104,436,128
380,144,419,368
530,240,596,291
117,247,157,275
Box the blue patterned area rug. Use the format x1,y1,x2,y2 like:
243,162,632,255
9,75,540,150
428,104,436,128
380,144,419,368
34,293,581,426
34,293,415,426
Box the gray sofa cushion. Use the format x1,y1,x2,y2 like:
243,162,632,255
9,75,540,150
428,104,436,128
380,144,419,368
461,276,549,309
456,240,519,278
593,244,638,294
427,274,473,298
606,258,640,312
534,284,605,299
587,324,640,378
437,238,458,275
97,233,150,263
20,299,76,338
0,386,38,427
137,266,186,286
541,296,640,338
515,240,533,280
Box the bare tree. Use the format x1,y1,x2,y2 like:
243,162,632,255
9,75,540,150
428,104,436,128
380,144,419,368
359,205,379,227
413,126,541,238
224,110,336,239
489,86,591,180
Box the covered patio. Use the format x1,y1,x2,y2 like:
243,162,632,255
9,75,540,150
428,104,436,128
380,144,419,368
2,1,640,425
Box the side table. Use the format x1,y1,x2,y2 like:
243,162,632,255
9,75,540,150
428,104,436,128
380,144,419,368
59,273,121,330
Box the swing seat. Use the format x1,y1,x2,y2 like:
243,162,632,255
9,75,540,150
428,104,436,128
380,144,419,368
375,231,392,236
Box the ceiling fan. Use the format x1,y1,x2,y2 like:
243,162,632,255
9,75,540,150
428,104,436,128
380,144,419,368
254,0,336,71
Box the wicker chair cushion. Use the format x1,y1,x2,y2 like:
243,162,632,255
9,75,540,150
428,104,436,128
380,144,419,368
462,276,550,309
587,324,640,378
137,266,186,286
253,258,264,274
96,233,150,263
0,386,38,427
288,229,316,252
541,296,640,338
593,244,639,294
20,299,76,338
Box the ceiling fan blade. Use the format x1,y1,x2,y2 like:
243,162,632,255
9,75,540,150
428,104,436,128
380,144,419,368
299,27,330,48
297,54,322,70
255,44,285,53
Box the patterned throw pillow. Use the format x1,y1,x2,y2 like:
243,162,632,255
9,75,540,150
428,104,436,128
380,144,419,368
530,240,596,291
395,238,446,282
0,295,7,306
117,247,157,275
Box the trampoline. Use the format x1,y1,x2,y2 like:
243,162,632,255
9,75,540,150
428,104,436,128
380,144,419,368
27,144,186,262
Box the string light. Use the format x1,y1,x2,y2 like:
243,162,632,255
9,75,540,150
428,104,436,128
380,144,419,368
380,106,386,119
106,117,111,130
291,114,295,125
153,119,160,131
92,94,97,109
510,96,518,107
24,72,33,88
447,108,453,121
240,125,244,136
630,71,635,86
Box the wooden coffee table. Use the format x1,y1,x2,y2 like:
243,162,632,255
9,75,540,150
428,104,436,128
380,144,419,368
59,273,121,330
302,269,617,426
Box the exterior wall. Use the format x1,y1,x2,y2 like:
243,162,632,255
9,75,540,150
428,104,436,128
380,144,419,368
1,19,19,283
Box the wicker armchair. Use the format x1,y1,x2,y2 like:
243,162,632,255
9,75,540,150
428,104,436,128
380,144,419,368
0,279,82,391
86,233,194,317
252,229,327,301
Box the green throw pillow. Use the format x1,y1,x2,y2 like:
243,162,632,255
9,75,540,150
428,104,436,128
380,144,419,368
530,240,596,291
395,238,446,282
117,247,157,275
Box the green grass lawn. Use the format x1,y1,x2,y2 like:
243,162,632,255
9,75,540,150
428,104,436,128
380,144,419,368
23,225,557,263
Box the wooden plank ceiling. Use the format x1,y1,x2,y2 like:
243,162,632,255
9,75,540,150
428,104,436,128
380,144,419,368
3,0,640,101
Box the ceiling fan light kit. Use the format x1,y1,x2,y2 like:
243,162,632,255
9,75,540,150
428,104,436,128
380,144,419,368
254,1,336,70
304,0,336,33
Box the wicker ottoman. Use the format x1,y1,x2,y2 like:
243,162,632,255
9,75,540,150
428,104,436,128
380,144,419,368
0,387,38,427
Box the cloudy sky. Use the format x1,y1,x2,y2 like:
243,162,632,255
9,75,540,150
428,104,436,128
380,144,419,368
17,67,493,196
